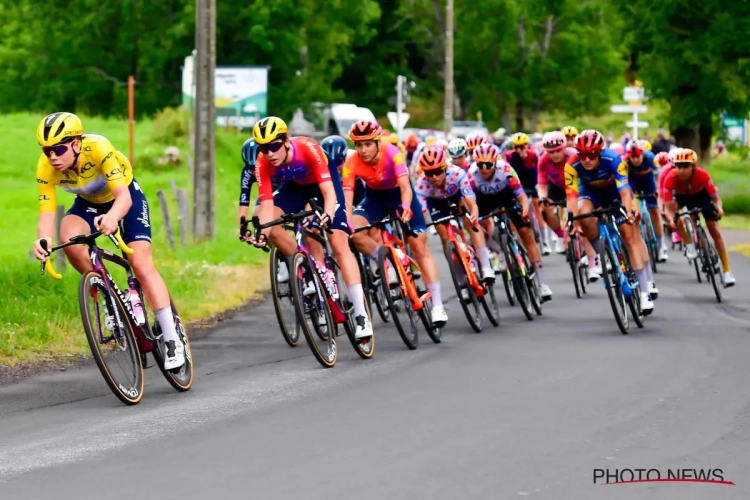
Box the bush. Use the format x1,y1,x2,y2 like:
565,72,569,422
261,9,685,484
710,156,750,213
152,106,191,143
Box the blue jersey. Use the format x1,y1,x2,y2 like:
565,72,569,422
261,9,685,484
625,150,658,178
564,148,630,196
238,162,281,207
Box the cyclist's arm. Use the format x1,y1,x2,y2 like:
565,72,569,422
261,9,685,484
345,190,355,222
319,180,336,221
36,160,58,245
564,164,579,216
108,185,133,221
397,174,413,208
255,158,275,232
613,160,634,213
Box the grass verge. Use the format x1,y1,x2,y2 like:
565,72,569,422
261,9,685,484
0,113,267,366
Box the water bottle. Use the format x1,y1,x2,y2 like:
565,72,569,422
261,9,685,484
395,247,409,268
127,289,146,325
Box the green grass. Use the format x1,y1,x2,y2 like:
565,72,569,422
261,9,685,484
0,113,268,365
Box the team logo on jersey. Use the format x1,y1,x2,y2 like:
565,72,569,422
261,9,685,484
80,162,96,178
617,162,628,177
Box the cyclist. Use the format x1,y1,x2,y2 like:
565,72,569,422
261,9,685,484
657,149,682,247
504,133,550,255
386,133,408,157
447,138,471,170
623,140,669,262
250,117,374,339
537,132,601,281
410,136,434,178
492,128,507,147
662,149,735,287
562,126,579,148
465,134,484,157
470,143,553,300
33,112,186,369
414,146,495,282
565,129,655,313
343,120,448,327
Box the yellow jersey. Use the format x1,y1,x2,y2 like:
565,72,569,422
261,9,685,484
36,134,133,213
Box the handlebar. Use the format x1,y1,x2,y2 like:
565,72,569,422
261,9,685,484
40,230,133,280
672,203,720,224
540,198,566,207
567,203,629,224
240,198,326,252
352,207,414,235
426,204,478,232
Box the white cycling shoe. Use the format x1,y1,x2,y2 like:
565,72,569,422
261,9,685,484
163,340,186,370
540,283,553,300
354,315,374,339
541,242,551,256
648,281,659,300
277,261,289,283
431,306,448,328
658,247,668,263
554,239,566,254
724,272,736,287
640,292,654,315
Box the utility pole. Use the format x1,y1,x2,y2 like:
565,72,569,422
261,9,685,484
193,0,216,240
443,0,454,136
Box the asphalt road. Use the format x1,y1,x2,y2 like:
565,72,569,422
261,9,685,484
2,233,750,499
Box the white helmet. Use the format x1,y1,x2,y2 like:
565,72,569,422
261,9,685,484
493,127,507,139
448,138,468,158
435,138,449,151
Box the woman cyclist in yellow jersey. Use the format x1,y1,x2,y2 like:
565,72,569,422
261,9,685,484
32,112,186,370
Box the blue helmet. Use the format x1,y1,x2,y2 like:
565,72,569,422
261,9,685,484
241,138,259,166
321,135,348,163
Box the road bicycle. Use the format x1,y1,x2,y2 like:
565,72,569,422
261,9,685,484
40,230,193,405
674,205,724,302
635,191,659,274
354,211,442,349
545,199,588,298
428,204,499,332
568,204,645,334
245,199,374,368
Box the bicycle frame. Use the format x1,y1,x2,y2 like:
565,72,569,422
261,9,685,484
379,223,426,311
432,214,485,297
494,211,529,277
597,214,635,297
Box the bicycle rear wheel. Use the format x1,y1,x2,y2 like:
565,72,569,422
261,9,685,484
359,252,390,323
270,246,300,347
379,246,418,349
446,242,483,333
151,297,195,391
567,239,582,298
79,271,144,405
600,240,629,334
290,252,337,368
699,228,722,303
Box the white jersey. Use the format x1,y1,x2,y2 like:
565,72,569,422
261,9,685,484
468,160,524,195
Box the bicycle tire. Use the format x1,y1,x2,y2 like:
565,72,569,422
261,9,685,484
378,246,418,349
470,248,500,327
290,252,337,368
151,296,195,391
338,267,375,360
359,252,391,324
413,268,442,343
493,223,515,306
567,239,582,298
79,270,144,405
445,242,483,333
619,242,644,328
643,215,658,274
522,247,543,316
600,239,629,334
502,234,533,321
270,247,300,347
698,227,723,303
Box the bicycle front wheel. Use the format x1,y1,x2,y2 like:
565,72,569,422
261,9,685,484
502,235,533,321
152,296,195,391
79,271,144,405
378,246,418,349
600,240,629,334
270,246,300,347
290,252,337,368
446,242,483,333
412,266,442,343
567,239,582,298
699,229,722,303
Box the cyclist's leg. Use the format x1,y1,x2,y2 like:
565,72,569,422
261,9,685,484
350,188,387,259
673,195,698,257
258,182,302,257
60,198,96,273
426,197,455,253
459,198,492,275
406,197,446,319
546,184,568,253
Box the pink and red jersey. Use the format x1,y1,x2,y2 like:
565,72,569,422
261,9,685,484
256,137,331,202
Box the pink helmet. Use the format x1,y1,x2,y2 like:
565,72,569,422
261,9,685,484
542,131,566,151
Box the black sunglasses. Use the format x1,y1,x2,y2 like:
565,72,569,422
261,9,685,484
674,162,692,169
259,140,285,154
424,169,445,177
478,161,495,170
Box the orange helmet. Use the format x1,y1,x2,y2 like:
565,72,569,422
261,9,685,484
419,146,448,172
349,120,382,142
472,143,499,163
405,134,419,151
673,148,698,165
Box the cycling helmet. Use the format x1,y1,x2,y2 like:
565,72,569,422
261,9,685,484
241,138,260,166
321,135,348,163
435,138,449,151
448,138,468,158
574,129,605,153
349,120,383,142
419,146,448,172
483,134,494,144
405,134,419,151
425,135,437,145
466,134,484,151
511,132,530,147
252,116,288,144
542,131,566,151
386,134,400,145
641,139,652,151
655,151,670,167
37,112,83,146
561,126,579,138
493,127,507,140
625,140,644,157
668,147,683,164
382,129,391,136
610,142,624,155
673,148,698,165
473,143,500,163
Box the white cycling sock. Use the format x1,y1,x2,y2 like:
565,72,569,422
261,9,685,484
155,306,179,343
347,284,368,319
476,246,492,270
427,281,443,309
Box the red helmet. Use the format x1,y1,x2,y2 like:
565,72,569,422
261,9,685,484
405,134,419,151
655,151,670,167
472,143,499,163
466,135,484,151
419,146,448,172
610,142,624,155
625,140,643,157
575,129,605,154
349,120,382,142
542,131,566,151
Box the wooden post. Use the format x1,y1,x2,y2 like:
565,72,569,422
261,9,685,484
176,189,190,246
55,205,66,271
128,76,135,165
156,190,175,249
168,178,179,201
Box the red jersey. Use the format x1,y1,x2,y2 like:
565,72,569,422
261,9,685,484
662,167,718,203
503,149,539,188
537,147,578,188
256,137,331,202
657,164,674,197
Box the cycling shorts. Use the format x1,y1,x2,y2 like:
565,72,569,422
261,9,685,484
629,173,658,209
425,192,463,221
547,183,566,203
272,163,350,233
66,179,152,244
353,185,426,235
476,189,530,229
675,189,718,223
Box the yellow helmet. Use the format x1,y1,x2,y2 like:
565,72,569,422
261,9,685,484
37,112,83,147
425,135,437,145
252,116,288,144
640,139,652,151
511,132,530,147
386,134,399,145
561,126,579,138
